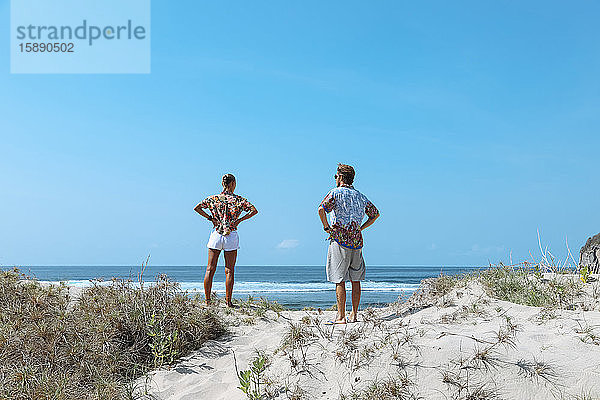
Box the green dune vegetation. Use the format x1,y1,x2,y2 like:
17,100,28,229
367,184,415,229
230,263,598,400
1,253,598,399
0,267,226,400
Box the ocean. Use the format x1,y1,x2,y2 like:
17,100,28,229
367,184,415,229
24,264,479,309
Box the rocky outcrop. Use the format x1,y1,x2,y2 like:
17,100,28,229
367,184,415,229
580,233,600,274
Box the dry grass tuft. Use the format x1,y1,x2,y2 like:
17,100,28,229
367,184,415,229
341,373,421,400
477,263,584,308
0,267,227,400
440,369,501,400
277,322,318,373
515,358,559,386
574,321,600,346
335,328,378,372
228,295,285,325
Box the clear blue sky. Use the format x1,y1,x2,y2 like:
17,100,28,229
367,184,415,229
1,1,599,267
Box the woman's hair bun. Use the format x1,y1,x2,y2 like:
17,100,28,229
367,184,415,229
222,173,236,186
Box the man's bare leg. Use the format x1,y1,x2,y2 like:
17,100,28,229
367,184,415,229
348,281,361,322
224,250,238,307
204,249,221,305
335,282,347,323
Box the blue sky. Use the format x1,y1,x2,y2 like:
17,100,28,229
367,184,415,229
1,1,599,267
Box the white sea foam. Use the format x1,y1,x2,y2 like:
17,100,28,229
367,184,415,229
38,280,419,294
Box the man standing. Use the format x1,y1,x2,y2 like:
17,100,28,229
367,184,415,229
318,164,380,324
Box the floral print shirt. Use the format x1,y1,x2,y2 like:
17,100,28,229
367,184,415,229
199,190,255,235
319,184,379,249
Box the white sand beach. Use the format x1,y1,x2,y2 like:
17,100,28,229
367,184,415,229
139,275,600,400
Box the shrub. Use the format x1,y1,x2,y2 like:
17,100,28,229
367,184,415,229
0,268,227,400
477,263,583,308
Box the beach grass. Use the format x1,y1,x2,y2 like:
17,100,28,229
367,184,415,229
0,267,227,400
403,261,587,311
476,263,584,308
340,373,419,400
3,243,598,399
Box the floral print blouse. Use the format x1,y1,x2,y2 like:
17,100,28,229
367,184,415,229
319,184,379,249
199,190,256,235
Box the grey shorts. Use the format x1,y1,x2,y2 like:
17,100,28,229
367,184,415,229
326,241,366,283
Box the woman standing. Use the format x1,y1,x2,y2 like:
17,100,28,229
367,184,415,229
194,174,258,306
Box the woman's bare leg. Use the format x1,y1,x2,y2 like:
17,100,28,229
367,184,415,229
204,249,221,305
224,250,238,307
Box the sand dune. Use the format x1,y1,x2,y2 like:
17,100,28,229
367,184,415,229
141,277,600,400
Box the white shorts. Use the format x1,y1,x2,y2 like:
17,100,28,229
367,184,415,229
207,230,239,251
